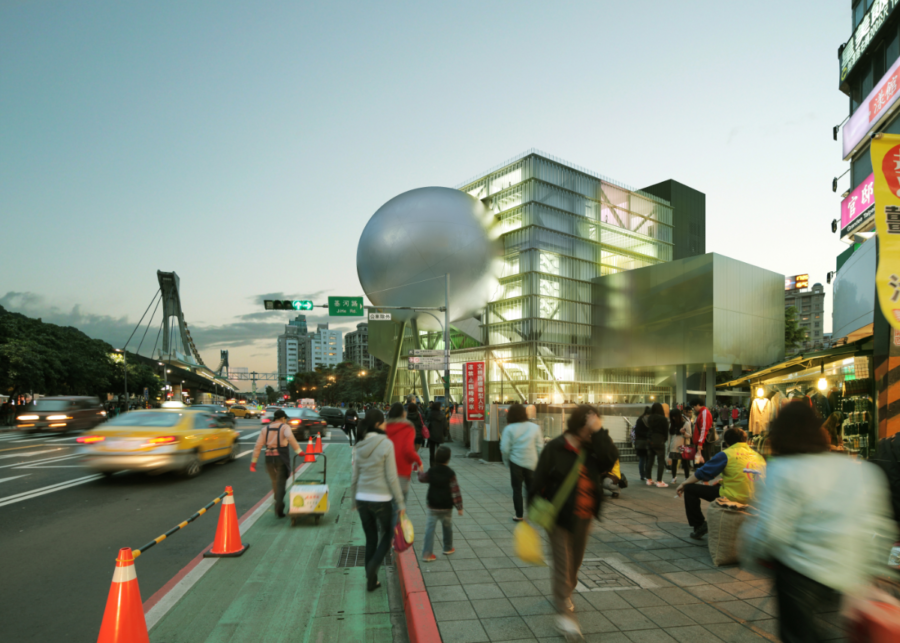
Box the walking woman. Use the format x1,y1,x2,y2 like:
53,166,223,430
633,407,651,481
249,409,304,518
350,409,407,592
407,401,426,450
530,405,618,640
385,402,422,504
645,403,669,487
668,408,692,484
500,403,543,522
344,404,359,446
426,400,448,466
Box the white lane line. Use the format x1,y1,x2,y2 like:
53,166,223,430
46,436,81,442
0,450,60,460
236,451,253,459
0,474,103,507
0,454,81,470
0,475,29,484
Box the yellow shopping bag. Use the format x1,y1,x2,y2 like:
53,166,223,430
513,521,546,566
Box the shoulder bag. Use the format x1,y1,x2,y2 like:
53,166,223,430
527,449,586,531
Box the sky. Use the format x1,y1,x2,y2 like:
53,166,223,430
1,1,855,388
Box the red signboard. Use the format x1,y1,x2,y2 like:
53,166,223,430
464,361,485,421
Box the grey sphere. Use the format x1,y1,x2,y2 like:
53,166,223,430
357,187,503,331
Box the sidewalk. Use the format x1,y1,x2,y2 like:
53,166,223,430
148,444,409,643
404,443,846,643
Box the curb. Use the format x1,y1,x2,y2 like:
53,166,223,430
395,549,442,643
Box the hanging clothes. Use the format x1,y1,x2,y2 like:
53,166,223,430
811,392,831,418
749,397,771,436
769,391,785,422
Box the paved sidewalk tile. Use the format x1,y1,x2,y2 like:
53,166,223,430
407,443,840,642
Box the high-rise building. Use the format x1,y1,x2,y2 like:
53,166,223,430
304,323,343,372
277,315,308,388
344,323,386,371
639,180,706,260
785,283,827,351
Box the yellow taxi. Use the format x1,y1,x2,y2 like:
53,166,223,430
228,404,257,419
77,408,240,477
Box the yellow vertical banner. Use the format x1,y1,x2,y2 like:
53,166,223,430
869,134,900,330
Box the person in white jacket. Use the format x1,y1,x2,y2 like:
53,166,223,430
740,403,897,643
500,403,543,522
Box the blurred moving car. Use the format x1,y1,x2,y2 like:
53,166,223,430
318,406,345,427
260,406,284,424
16,396,106,434
78,408,239,477
190,404,236,428
228,404,258,419
283,408,327,442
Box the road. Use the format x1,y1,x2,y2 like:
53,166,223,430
0,418,350,642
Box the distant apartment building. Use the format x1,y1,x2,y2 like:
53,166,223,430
344,323,387,371
277,315,309,388
305,323,342,371
785,283,827,351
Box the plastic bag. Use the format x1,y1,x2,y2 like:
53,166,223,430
513,521,545,566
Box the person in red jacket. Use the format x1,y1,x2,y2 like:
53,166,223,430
385,402,423,507
690,398,714,464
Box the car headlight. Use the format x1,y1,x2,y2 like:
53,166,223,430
47,415,72,421
18,415,39,421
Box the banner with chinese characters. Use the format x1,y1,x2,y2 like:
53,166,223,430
841,173,875,238
869,134,900,330
464,361,485,421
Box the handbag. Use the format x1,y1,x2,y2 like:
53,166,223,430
681,445,696,460
393,513,414,553
422,424,430,440
513,521,546,566
527,450,586,531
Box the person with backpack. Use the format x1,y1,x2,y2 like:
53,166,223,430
249,409,304,518
417,446,463,561
426,400,448,466
529,405,618,640
344,404,359,446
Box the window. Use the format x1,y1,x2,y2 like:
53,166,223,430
888,25,900,69
852,149,873,186
874,42,886,83
854,0,866,29
862,59,875,98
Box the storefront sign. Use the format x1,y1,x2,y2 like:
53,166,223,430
841,0,899,84
869,134,900,329
464,361,485,421
784,274,809,291
844,50,900,160
841,173,876,237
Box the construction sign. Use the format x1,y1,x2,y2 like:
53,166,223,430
870,133,900,330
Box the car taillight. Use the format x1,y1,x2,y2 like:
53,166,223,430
144,436,178,446
47,415,72,421
262,418,270,424
17,415,38,421
290,420,300,425
77,436,105,444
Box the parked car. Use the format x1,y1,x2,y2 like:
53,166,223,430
318,406,345,428
16,396,106,434
190,404,236,428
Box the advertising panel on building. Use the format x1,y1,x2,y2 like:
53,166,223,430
843,48,900,160
464,361,485,421
841,173,876,239
784,274,810,291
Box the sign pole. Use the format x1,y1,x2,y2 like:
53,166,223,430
444,273,451,405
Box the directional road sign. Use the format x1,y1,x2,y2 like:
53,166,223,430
369,312,391,321
408,350,450,356
407,363,449,371
328,296,364,316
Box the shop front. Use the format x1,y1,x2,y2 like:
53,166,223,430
718,337,876,458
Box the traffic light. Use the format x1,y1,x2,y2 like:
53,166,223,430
286,375,294,382
264,300,314,311
283,395,289,400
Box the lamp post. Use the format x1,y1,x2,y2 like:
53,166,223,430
116,349,128,412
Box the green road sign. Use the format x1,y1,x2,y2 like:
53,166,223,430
292,300,313,311
328,296,364,316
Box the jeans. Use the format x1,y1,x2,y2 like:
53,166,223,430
265,456,289,515
345,425,357,445
635,449,648,480
670,455,692,479
549,519,591,615
644,446,666,482
428,440,438,467
422,508,453,556
509,461,534,519
683,483,721,527
392,476,411,527
357,500,394,588
773,560,840,643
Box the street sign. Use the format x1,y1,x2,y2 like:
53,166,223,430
408,356,448,364
407,364,448,371
292,300,314,311
328,296,364,316
369,312,391,321
408,349,450,356
264,299,313,311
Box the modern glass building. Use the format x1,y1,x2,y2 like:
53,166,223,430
373,149,705,405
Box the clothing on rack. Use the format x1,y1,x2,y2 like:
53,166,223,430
749,397,771,436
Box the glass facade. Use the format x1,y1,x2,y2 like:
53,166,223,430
390,151,677,405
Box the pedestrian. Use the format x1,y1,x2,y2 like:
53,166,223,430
719,404,731,428
740,403,897,643
645,403,669,487
668,408,692,484
530,405,618,639
633,406,651,482
500,403,543,522
406,401,426,450
731,405,739,426
426,400,447,466
675,427,766,539
385,402,422,508
417,445,463,561
344,404,359,446
690,398,714,464
249,409,304,518
603,458,622,498
350,409,407,592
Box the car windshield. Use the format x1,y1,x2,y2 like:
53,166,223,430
301,409,323,420
34,400,71,411
105,412,182,427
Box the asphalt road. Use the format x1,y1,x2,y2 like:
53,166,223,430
0,418,349,642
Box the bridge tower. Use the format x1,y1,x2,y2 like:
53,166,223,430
157,270,206,367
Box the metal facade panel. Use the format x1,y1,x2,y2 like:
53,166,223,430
833,235,876,340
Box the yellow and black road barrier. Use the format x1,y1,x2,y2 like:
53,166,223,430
132,489,228,559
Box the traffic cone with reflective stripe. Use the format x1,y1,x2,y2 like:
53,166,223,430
97,547,149,643
203,486,249,557
304,437,316,463
314,432,323,454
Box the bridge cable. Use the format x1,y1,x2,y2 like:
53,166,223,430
135,293,163,356
150,317,164,362
123,289,161,352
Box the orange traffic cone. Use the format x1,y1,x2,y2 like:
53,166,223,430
97,547,149,643
203,486,250,557
314,432,323,454
304,437,316,463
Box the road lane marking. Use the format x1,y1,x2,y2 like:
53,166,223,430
236,451,253,458
0,474,103,507
0,450,60,460
0,454,81,469
0,475,29,484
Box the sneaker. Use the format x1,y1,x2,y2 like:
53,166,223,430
689,522,709,540
646,479,653,486
422,554,437,562
556,614,583,641
671,478,678,484
512,517,524,522
443,548,456,555
611,492,620,499
655,481,669,488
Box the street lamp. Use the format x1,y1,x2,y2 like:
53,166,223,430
359,371,366,377
115,349,128,412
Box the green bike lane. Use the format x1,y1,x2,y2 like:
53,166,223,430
149,443,408,643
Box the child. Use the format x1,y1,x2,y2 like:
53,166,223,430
416,446,463,561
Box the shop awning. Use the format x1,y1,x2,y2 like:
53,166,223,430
717,338,873,388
